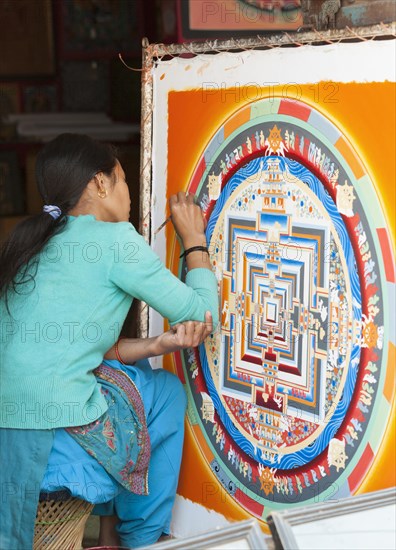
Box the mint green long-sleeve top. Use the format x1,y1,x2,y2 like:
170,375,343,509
0,215,219,429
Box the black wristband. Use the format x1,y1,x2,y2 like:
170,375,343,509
180,246,209,259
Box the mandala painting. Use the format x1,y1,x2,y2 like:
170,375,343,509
150,40,395,525
169,97,394,519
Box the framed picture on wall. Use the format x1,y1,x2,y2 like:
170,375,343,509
178,0,303,41
57,0,143,58
23,85,58,113
61,61,109,112
0,0,54,77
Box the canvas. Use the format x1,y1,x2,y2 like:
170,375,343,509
148,32,395,528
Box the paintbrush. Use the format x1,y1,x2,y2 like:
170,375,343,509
154,215,172,235
154,192,196,235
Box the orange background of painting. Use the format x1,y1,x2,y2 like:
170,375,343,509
163,83,396,524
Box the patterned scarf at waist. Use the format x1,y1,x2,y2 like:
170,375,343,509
66,364,150,496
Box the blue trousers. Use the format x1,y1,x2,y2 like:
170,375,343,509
1,360,187,549
97,360,188,546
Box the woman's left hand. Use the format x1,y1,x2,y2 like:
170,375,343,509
155,311,213,355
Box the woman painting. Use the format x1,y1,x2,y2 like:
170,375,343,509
0,133,219,548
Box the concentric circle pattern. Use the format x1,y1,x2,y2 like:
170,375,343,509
173,98,392,518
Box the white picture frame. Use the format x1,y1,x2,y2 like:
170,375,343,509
140,519,270,549
267,487,396,550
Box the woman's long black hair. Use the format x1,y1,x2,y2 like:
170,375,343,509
0,133,117,308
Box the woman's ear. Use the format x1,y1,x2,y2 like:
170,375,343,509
94,172,105,188
93,173,108,199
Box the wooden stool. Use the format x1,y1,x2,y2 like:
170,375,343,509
34,491,94,550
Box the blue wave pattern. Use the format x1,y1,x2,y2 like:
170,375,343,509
206,160,261,238
200,156,362,469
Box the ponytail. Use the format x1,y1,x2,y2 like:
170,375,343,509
0,213,66,303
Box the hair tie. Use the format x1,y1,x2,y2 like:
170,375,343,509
43,205,62,220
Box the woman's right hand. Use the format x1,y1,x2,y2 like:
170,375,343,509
169,192,206,249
